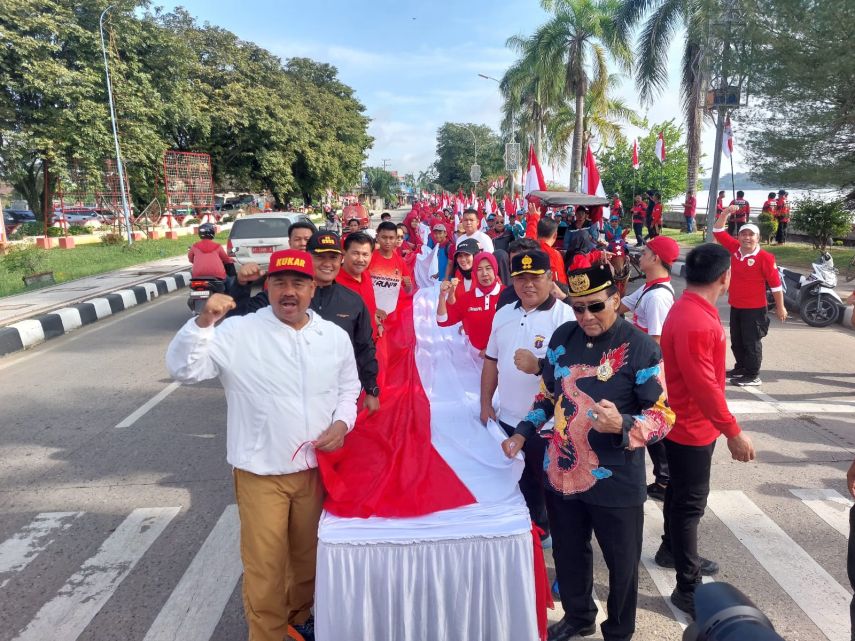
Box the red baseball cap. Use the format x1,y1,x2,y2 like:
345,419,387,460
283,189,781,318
267,249,314,278
645,236,680,266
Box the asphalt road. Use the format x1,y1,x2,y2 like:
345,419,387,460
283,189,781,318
0,262,852,641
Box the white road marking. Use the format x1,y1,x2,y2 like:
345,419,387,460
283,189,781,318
142,505,242,641
115,381,182,428
641,501,690,630
728,399,855,414
707,490,851,641
12,506,180,641
790,488,852,538
0,512,83,589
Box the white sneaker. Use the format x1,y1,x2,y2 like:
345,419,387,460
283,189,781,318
734,376,762,387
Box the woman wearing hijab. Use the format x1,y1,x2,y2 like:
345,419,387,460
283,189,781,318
436,251,503,354
444,238,479,303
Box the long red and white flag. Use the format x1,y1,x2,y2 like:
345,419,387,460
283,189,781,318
723,117,735,159
523,144,546,197
655,132,666,164
632,138,640,170
582,145,608,201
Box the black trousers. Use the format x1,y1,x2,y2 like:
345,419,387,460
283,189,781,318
633,222,644,245
729,307,770,377
647,439,670,485
849,506,855,641
776,220,788,243
546,494,643,641
500,421,549,534
662,439,716,591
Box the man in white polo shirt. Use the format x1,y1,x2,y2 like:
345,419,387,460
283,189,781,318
481,250,575,541
618,236,679,502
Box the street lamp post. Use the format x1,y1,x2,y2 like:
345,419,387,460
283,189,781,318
449,123,480,185
99,5,134,244
478,73,518,201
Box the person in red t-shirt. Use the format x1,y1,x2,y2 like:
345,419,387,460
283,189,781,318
630,195,647,247
659,243,756,616
338,231,382,333
436,252,502,354
370,222,414,318
727,191,751,236
682,193,697,233
649,193,663,238
535,215,568,285
713,206,787,386
774,189,790,244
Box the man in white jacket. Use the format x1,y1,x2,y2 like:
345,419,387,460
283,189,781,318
166,248,360,641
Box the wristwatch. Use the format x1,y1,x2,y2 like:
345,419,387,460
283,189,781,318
366,386,380,398
535,358,545,377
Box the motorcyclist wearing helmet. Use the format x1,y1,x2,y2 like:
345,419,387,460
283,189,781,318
188,223,232,281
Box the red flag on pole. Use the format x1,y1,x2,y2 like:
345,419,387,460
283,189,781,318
655,132,666,164
523,144,546,197
632,138,640,170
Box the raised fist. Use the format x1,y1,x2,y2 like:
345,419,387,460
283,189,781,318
197,293,236,328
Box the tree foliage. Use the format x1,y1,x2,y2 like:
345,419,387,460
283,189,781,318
363,167,399,203
598,120,691,208
790,197,852,251
434,123,505,193
743,0,854,195
0,1,372,215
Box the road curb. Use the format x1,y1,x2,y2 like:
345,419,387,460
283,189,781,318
671,260,687,278
0,272,190,358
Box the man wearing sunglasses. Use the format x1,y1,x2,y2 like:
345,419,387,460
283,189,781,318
502,251,674,641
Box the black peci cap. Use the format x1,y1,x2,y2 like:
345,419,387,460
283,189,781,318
511,250,550,277
307,231,342,254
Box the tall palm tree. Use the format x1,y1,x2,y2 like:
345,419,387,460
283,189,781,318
537,0,633,190
546,72,643,167
615,0,707,203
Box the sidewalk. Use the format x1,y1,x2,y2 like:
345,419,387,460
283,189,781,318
0,255,191,328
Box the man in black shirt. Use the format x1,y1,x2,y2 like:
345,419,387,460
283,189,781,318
226,231,380,412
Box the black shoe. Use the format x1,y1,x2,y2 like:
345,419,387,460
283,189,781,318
654,543,719,576
291,616,315,641
547,617,597,641
670,586,696,618
647,482,667,501
725,367,746,378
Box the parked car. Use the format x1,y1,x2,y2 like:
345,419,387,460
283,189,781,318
4,208,36,223
226,212,314,272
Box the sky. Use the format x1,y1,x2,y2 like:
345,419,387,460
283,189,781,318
160,0,745,182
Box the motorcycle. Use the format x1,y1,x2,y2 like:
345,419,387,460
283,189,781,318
769,252,843,327
187,276,225,315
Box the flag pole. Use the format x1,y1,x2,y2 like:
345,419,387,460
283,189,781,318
730,154,736,201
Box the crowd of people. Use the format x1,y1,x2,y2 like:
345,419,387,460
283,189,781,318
168,195,817,641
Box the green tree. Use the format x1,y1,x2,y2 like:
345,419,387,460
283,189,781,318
743,0,854,195
536,0,632,190
598,121,691,210
790,197,852,251
434,123,504,193
363,167,399,203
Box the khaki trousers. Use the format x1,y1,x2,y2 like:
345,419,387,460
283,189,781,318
233,467,324,641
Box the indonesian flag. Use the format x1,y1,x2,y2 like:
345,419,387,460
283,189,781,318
503,194,513,214
655,132,666,164
632,138,640,170
582,145,609,212
484,195,493,215
723,117,735,159
523,144,546,197
498,176,506,189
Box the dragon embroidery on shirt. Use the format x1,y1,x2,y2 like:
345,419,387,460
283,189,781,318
546,343,629,495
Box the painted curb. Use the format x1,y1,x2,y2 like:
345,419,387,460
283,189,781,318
0,272,191,357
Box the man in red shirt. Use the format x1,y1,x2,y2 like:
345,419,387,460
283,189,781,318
774,189,790,244
337,231,382,333
727,191,751,236
682,193,697,233
535,216,568,285
714,207,787,386
659,243,756,616
369,221,414,317
630,195,646,247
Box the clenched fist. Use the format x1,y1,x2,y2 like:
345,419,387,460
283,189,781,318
237,262,263,285
196,293,236,328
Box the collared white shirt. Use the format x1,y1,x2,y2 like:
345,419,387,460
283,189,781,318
460,230,495,254
621,280,675,336
485,296,575,427
166,308,360,476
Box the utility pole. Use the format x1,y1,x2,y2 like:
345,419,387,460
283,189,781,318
381,159,392,172
99,5,133,245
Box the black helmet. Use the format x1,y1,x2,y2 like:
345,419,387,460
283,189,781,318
198,223,216,239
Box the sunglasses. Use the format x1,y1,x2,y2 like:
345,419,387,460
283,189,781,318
571,300,610,314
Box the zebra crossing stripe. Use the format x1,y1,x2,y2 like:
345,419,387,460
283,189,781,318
12,506,180,641
641,501,691,630
142,505,242,641
790,488,852,538
0,512,83,589
707,490,851,641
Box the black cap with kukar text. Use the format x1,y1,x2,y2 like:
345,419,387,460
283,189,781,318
510,250,550,277
307,230,342,254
